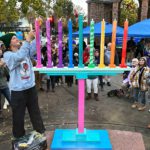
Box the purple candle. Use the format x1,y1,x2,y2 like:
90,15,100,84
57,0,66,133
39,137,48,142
46,18,52,68
57,19,64,68
35,18,43,68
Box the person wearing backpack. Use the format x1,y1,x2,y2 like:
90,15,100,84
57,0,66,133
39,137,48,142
146,73,150,128
122,58,139,97
130,57,150,111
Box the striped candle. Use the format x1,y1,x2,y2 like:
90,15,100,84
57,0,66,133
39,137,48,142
57,19,64,68
98,19,106,68
88,19,95,68
46,18,52,68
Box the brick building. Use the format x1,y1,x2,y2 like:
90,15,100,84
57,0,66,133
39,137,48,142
139,0,150,20
87,0,150,24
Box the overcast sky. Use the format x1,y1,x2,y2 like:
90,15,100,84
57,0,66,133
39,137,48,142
71,0,87,14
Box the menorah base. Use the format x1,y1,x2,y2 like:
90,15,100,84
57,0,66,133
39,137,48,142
47,65,53,68
51,129,112,150
109,64,116,68
36,64,43,68
88,63,96,68
68,64,74,68
119,64,127,68
98,64,105,68
57,64,64,68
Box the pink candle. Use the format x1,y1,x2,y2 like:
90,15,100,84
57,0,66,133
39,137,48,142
78,79,85,133
35,19,42,68
46,18,52,68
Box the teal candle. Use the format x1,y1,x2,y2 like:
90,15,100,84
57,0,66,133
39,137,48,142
88,19,95,68
68,19,74,68
78,15,84,68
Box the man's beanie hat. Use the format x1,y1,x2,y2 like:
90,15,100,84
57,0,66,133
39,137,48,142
0,33,16,49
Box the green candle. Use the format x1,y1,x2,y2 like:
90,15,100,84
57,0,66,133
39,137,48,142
78,15,84,68
88,19,95,68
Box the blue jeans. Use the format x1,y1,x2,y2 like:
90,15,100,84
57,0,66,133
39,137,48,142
133,88,146,105
0,87,11,105
133,88,139,102
138,91,146,105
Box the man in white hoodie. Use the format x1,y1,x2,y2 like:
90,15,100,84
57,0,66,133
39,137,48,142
0,32,45,140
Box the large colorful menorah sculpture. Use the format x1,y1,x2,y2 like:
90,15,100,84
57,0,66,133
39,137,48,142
33,15,131,150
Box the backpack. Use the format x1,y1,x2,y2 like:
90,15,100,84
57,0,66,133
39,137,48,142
146,73,150,86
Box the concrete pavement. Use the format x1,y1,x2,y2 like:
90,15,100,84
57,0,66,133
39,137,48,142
0,75,150,149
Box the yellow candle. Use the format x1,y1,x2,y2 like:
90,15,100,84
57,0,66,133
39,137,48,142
109,19,117,68
98,19,105,68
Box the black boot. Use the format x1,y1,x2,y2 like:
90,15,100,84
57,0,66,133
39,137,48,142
86,93,91,100
94,93,99,101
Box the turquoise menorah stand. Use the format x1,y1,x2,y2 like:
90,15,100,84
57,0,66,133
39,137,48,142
33,66,131,150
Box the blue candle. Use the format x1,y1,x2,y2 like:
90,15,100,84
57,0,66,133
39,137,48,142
68,19,74,68
78,15,84,68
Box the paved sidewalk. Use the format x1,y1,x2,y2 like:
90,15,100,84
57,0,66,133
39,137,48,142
0,76,150,149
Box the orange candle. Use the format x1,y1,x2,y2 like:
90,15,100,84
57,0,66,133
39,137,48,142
109,19,117,68
120,19,128,68
98,19,105,68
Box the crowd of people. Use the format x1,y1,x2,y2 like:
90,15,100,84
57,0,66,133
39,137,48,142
0,32,149,148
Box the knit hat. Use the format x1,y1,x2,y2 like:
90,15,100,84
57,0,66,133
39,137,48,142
0,33,16,49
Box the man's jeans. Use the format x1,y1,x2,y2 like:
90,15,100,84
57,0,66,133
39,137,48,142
0,87,11,107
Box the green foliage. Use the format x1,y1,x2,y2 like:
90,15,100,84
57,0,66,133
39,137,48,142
0,0,19,24
53,0,86,33
0,0,86,31
0,0,47,25
42,0,53,17
53,0,75,33
120,0,138,26
53,0,74,18
20,0,46,17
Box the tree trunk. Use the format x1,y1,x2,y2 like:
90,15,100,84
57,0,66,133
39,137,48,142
118,1,121,26
148,0,150,18
138,0,142,21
